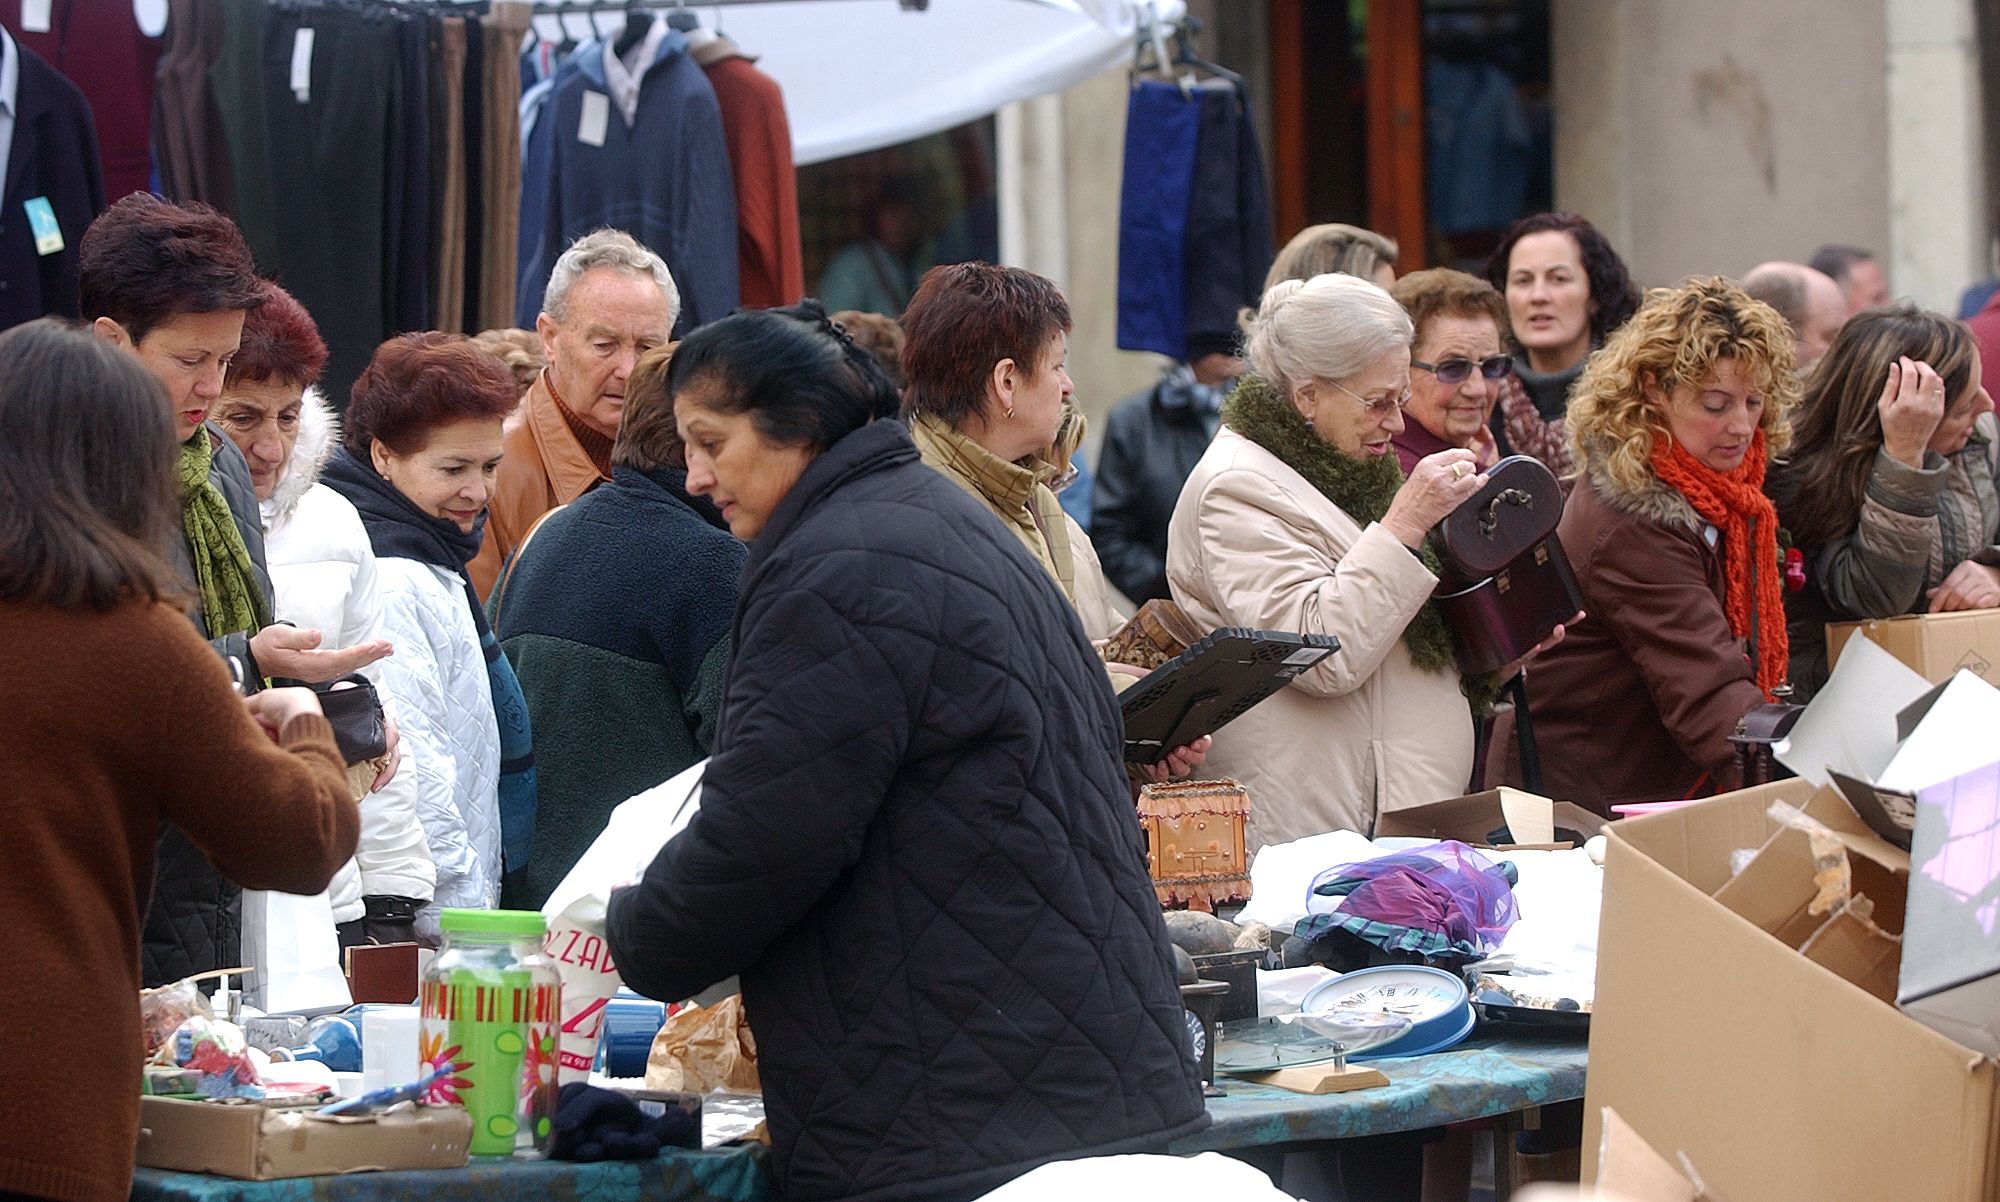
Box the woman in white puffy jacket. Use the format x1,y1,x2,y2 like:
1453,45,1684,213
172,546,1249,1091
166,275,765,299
215,285,436,942
322,334,533,915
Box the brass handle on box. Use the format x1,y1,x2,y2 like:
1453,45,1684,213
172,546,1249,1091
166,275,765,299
1479,488,1534,537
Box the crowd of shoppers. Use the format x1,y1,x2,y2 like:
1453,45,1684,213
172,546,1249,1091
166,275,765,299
10,180,2000,1202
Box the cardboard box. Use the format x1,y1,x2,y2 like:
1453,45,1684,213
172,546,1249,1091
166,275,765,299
1374,787,1605,849
136,1097,472,1179
1827,609,2000,687
1594,1107,1700,1202
1584,779,2000,1202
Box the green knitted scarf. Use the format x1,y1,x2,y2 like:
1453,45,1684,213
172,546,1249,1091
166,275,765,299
179,433,269,638
1221,375,1483,690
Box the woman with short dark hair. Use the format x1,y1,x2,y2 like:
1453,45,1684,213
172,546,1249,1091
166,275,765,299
1769,306,1999,700
0,319,356,1202
323,334,532,913
1484,211,1643,475
607,303,1206,1202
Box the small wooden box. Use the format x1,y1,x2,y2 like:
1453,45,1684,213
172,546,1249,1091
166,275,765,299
1139,779,1251,911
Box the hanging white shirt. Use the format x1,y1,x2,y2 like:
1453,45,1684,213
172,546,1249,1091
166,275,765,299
0,28,19,213
602,20,667,129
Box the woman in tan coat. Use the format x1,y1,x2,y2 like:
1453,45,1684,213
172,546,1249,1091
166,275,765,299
1168,273,1559,846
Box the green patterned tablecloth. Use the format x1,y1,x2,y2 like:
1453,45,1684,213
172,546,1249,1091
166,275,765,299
1176,1029,1588,1151
130,1145,771,1202
130,1031,1584,1197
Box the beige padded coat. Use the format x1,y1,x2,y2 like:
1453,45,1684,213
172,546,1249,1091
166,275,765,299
1166,427,1473,849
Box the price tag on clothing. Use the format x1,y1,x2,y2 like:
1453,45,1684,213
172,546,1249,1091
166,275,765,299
24,197,62,256
290,27,315,103
19,0,50,34
578,91,609,148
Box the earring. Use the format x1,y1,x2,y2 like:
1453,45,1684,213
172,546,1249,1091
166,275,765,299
1304,415,1316,432
1003,402,1015,420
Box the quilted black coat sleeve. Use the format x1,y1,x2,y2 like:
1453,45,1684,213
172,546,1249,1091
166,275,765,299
607,421,1207,1202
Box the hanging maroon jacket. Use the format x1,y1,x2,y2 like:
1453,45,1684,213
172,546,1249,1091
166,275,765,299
0,0,161,202
694,35,802,310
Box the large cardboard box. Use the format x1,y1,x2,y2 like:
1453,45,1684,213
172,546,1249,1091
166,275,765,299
1585,779,2000,1202
1827,609,2000,687
135,1098,472,1179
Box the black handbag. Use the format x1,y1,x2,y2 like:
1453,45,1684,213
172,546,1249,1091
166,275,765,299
278,673,389,767
1432,456,1584,676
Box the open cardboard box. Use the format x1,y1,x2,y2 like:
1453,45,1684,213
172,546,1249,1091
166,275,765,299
1828,608,2000,687
1375,787,1605,850
1585,777,2000,1202
135,1097,472,1179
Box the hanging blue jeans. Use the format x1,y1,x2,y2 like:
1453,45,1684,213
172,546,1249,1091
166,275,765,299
1117,80,1201,358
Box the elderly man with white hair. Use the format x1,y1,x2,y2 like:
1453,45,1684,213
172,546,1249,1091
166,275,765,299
470,229,681,597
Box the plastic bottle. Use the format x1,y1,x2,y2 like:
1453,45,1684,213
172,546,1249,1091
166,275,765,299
418,909,563,1157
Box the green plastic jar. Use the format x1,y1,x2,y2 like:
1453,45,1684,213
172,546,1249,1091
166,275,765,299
419,909,563,1157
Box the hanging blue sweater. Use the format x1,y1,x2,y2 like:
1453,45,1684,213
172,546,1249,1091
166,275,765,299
516,33,739,332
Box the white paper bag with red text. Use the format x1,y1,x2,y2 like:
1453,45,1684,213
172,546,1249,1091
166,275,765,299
541,759,705,1082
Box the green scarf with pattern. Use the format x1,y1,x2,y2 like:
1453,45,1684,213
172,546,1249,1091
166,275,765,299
1222,375,1503,710
179,433,269,637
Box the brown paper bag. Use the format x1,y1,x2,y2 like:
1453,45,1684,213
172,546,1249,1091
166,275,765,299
644,995,761,1094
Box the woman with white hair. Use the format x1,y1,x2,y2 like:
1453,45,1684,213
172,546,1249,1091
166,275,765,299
1168,273,1522,846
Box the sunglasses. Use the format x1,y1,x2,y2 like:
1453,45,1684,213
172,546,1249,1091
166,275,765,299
1412,355,1512,386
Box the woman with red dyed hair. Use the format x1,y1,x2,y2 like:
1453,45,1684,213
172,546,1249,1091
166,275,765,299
215,285,437,947
323,335,532,913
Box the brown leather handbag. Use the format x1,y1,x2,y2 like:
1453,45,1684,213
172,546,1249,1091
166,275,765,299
1432,455,1584,676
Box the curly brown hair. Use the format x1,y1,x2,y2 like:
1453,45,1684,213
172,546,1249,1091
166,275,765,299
1567,277,1799,495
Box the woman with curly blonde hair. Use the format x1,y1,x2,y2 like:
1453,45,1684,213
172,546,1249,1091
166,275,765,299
1504,277,1800,811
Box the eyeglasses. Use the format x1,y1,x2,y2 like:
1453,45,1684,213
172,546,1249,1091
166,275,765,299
1411,355,1512,386
1325,378,1413,417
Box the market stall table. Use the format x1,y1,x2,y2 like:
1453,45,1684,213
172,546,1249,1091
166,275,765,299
129,1143,772,1202
130,1031,1584,1202
1177,1027,1587,1199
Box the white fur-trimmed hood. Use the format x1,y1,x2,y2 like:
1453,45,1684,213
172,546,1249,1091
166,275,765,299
264,386,340,531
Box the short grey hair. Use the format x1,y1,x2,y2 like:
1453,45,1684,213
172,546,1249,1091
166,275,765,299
540,229,681,327
1243,272,1413,393
1741,263,1807,335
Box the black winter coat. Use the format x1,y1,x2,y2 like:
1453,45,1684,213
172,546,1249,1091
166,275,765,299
606,420,1207,1202
0,36,104,331
142,427,275,987
1090,376,1216,603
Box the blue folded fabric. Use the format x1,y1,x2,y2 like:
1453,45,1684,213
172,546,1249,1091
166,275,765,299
1117,81,1202,358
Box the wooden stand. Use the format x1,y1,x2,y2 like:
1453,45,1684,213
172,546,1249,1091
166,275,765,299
1227,1062,1390,1095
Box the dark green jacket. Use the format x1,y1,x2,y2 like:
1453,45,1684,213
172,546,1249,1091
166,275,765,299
494,466,742,909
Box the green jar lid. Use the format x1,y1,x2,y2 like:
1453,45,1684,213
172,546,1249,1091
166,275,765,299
438,908,547,938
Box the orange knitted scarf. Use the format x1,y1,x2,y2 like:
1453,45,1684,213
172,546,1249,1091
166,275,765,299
1649,429,1789,699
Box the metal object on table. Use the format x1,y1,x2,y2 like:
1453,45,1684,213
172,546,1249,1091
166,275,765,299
1731,692,1802,785
1212,1010,1412,1074
1181,979,1231,1086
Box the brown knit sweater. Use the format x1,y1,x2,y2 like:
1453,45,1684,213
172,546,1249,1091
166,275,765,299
0,598,358,1202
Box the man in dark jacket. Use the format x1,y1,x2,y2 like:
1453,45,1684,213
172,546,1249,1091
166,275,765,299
1091,334,1241,603
0,29,104,332
492,347,742,909
607,308,1206,1202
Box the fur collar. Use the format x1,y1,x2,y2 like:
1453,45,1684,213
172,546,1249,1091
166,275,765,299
1221,375,1459,676
1573,429,1704,533
264,386,339,530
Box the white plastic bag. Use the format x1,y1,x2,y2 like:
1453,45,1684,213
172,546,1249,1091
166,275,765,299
541,759,706,1082
241,888,352,1013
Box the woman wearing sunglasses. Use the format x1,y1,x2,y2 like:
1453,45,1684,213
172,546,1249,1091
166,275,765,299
1388,269,1510,476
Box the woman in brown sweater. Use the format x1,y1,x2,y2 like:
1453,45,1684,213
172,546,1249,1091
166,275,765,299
0,321,358,1202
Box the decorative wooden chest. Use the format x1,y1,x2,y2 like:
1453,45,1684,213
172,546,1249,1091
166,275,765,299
1138,778,1251,911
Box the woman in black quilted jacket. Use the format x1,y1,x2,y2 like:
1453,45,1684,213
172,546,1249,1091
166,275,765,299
606,303,1208,1202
